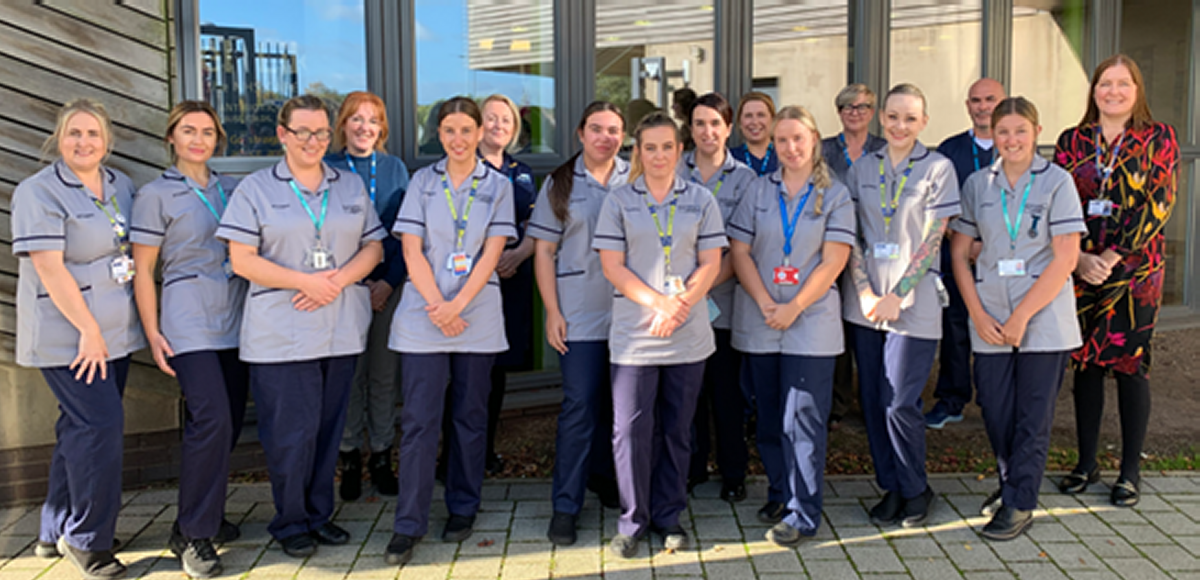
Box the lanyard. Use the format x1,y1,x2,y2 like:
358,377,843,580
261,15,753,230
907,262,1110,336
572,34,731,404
642,187,680,273
1001,174,1036,251
345,151,376,205
838,133,854,169
1095,128,1125,185
971,140,982,172
690,163,729,197
878,157,915,233
779,181,814,259
288,180,330,241
442,173,480,251
92,196,128,252
191,181,227,222
741,144,773,175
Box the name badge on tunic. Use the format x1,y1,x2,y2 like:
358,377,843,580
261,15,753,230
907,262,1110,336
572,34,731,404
998,258,1027,277
873,242,901,260
1088,199,1114,216
664,275,686,296
306,245,335,271
110,255,135,284
773,265,800,285
447,252,472,277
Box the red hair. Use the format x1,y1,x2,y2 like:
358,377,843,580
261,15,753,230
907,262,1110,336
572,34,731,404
333,91,389,152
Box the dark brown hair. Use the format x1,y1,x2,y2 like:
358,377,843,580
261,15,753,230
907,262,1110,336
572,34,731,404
548,101,625,223
277,94,329,127
690,92,733,127
437,96,483,128
1078,53,1154,131
165,100,227,161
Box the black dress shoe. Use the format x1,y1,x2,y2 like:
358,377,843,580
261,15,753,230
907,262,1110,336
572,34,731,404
720,481,747,503
485,453,506,476
869,491,904,526
278,533,316,558
980,488,1003,517
687,472,710,494
756,501,787,524
384,534,416,566
901,486,936,528
1111,477,1140,507
368,447,399,497
547,512,577,546
310,522,350,545
339,449,363,502
981,504,1033,541
442,514,476,543
1058,465,1100,494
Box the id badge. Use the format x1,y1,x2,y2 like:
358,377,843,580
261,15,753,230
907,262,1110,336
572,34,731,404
664,275,686,296
873,242,901,260
222,256,234,279
110,255,135,284
773,265,800,285
306,246,335,271
998,258,1027,277
447,252,472,277
1088,199,1113,216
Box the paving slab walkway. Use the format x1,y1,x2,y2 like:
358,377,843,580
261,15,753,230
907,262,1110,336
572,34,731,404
1,473,1197,580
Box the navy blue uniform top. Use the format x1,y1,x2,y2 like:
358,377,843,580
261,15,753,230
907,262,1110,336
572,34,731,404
324,150,410,288
479,150,536,366
480,150,536,246
822,133,888,185
729,143,779,177
937,130,995,188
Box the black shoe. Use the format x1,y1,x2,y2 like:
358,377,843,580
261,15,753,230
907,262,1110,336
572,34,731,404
656,525,689,551
869,492,904,526
720,481,747,503
1111,477,1140,507
981,504,1033,541
756,501,787,524
546,512,577,546
278,533,316,558
214,519,240,544
901,486,936,528
385,533,416,566
38,537,121,558
608,534,639,559
442,514,475,543
485,453,506,476
1057,464,1100,494
56,537,127,580
310,522,350,545
339,449,363,502
981,488,1003,517
587,476,621,510
765,522,804,547
169,523,223,579
368,448,399,497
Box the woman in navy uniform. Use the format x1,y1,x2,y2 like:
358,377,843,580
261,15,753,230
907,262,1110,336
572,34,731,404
216,95,385,558
12,98,146,580
385,97,516,566
131,100,247,577
729,91,779,177
593,112,727,559
951,97,1085,540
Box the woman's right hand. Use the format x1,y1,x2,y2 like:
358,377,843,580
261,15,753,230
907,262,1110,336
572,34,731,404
147,332,176,377
653,293,691,325
970,310,1006,346
1075,253,1113,286
545,311,568,355
294,270,343,311
71,329,110,384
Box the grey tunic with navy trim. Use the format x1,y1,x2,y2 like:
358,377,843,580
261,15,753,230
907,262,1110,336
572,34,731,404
215,160,385,363
11,161,147,367
951,156,1086,353
527,156,630,342
591,176,729,366
677,150,757,330
131,166,247,355
389,158,517,354
841,143,961,340
726,171,857,355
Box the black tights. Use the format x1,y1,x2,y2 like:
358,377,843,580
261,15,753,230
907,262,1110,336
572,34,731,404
1072,364,1151,483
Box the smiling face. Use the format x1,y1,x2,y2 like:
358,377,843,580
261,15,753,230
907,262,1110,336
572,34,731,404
439,112,483,165
739,100,772,146
169,111,218,167
277,108,332,170
481,99,516,153
1094,63,1137,120
637,125,681,182
881,94,928,151
838,93,874,134
59,112,107,174
343,101,382,155
578,110,624,166
966,79,1005,133
993,113,1040,168
773,118,817,173
690,104,730,158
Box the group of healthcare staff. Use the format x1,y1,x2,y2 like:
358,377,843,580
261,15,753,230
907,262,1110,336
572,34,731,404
12,51,1178,579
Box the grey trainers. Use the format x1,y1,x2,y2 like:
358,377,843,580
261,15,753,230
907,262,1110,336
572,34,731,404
659,525,689,551
765,522,804,547
169,523,223,579
609,534,639,559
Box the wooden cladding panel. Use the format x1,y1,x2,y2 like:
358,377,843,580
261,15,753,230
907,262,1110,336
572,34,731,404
0,2,167,80
39,0,168,52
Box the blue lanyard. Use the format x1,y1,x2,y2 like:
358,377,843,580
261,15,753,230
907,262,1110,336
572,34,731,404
778,181,814,260
1095,128,1125,183
741,144,773,175
288,180,330,241
838,133,854,169
971,140,981,172
191,181,227,222
345,151,376,205
1001,174,1036,251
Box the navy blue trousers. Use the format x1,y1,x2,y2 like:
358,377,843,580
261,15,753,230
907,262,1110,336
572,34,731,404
747,355,835,534
551,341,615,515
251,356,355,540
394,353,494,537
975,350,1069,510
611,361,705,538
172,349,249,539
933,246,974,414
689,330,748,484
745,351,790,504
39,357,131,552
853,326,937,498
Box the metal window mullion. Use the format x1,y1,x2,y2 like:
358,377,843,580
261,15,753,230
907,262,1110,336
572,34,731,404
176,0,202,101
397,0,419,166
851,0,889,135
981,0,1013,89
714,0,753,114
555,0,594,158
1088,0,1122,72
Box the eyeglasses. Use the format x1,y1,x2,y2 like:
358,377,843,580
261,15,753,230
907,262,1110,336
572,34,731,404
841,103,874,114
284,126,334,142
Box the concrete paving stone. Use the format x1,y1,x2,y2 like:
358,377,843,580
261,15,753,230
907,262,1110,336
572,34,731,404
221,521,273,547
448,555,502,578
576,508,602,530
892,536,945,559
505,484,550,501
649,547,703,576
513,501,553,519
946,494,989,517
0,509,32,533
216,544,266,571
926,498,972,528
480,484,508,501
1081,536,1139,559
507,517,553,544
941,539,1006,572
794,539,850,561
846,544,906,573
801,558,858,579
1008,562,1071,580
0,536,31,560
1101,558,1172,580
478,500,514,513
985,533,1044,562
118,503,166,519
1147,512,1199,536
296,563,354,580
961,477,1001,495
1094,508,1150,526
498,562,550,580
0,569,45,580
472,510,512,532
600,568,653,580
835,524,889,544
114,515,154,536
734,503,767,524
688,480,722,501
1025,520,1079,543
337,502,386,521
1137,544,1198,571
359,530,395,556
37,560,87,580
402,541,458,566
1170,573,1200,580
1111,524,1174,545
1174,535,1200,557
1,514,37,537
0,552,50,571
155,505,179,523
127,522,173,549
757,573,810,580
311,543,363,565
600,517,617,541
745,479,771,500
228,484,278,503
1141,478,1200,494
250,548,305,577
825,503,873,527
1040,495,1087,510
929,477,972,495
1050,512,1112,537
961,573,1017,580
1131,496,1177,512
747,547,804,574
1064,571,1123,580
452,534,505,559
858,573,913,580
693,516,744,542
1169,502,1200,522
831,480,882,498
1074,493,1117,510
931,522,990,544
552,553,600,576
904,557,967,580
1038,542,1103,570
397,563,447,580
127,490,178,506
689,498,735,517
243,502,278,523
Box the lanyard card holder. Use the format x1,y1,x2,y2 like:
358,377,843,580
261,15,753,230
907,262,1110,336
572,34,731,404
306,244,335,271
110,254,135,284
873,242,901,260
1088,199,1113,216
773,264,800,285
998,258,1027,277
664,275,686,296
447,252,473,277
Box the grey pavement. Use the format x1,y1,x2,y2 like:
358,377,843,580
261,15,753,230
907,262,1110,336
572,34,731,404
1,473,1197,579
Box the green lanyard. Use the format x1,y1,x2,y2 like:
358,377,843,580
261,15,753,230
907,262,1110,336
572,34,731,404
288,180,330,241
1002,174,1036,251
690,166,728,197
878,157,915,233
642,189,680,274
442,174,480,251
92,196,129,253
192,182,227,222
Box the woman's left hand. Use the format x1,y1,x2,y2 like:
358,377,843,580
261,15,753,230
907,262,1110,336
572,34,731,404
496,248,523,278
869,293,902,322
764,301,802,330
1001,313,1029,347
426,299,465,328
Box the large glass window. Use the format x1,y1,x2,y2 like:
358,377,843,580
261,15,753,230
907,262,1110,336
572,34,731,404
753,1,848,135
1010,1,1090,145
889,0,982,145
199,0,367,157
415,0,556,156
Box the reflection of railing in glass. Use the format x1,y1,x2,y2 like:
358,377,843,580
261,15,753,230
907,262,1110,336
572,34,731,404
201,25,299,156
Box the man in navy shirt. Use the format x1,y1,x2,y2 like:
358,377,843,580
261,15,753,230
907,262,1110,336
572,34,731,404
928,78,1005,429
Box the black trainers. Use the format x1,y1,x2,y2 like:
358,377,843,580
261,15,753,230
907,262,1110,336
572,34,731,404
981,488,1003,517
546,512,577,546
339,449,363,502
310,522,350,545
901,486,936,528
608,534,639,559
756,501,787,524
981,504,1033,541
278,532,316,558
765,522,804,547
56,537,127,580
169,523,223,579
385,533,416,566
214,519,241,544
720,481,747,503
441,514,475,543
869,491,904,526
368,447,399,497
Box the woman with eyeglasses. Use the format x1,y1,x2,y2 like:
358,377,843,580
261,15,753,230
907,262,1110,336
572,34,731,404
216,94,385,558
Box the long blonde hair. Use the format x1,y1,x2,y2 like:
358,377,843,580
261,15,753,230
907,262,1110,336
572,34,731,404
772,105,832,214
42,98,114,162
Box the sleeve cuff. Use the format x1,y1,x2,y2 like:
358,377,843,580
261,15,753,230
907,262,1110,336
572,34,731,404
12,235,66,257
824,227,857,247
949,219,978,239
591,234,626,252
215,224,260,246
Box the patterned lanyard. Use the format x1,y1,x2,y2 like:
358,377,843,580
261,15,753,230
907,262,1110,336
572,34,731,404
878,157,915,233
345,151,376,205
191,181,227,222
441,173,480,251
1095,127,1126,188
642,187,680,274
288,180,330,242
92,195,128,253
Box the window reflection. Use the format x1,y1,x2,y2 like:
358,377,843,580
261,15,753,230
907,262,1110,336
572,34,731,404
753,0,848,134
1011,0,1090,145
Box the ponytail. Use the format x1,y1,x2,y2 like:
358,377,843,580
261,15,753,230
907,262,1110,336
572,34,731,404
548,152,581,224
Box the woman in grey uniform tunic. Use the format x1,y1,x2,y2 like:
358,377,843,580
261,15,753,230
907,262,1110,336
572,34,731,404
593,112,727,559
843,84,960,528
950,98,1084,541
728,106,856,547
131,100,247,577
11,99,146,580
384,97,516,566
530,101,629,546
678,92,757,504
216,95,385,558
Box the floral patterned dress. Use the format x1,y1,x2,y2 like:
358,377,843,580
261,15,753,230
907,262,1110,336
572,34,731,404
1054,122,1179,376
